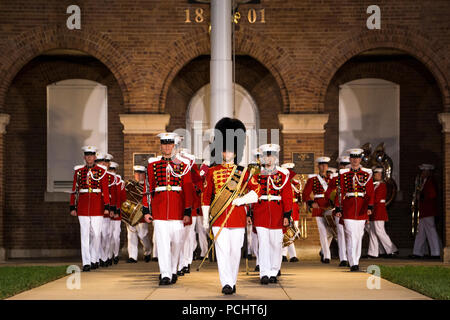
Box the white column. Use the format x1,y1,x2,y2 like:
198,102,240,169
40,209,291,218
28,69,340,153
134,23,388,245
210,0,234,129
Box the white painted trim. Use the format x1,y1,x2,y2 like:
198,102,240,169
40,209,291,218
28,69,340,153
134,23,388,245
119,114,170,134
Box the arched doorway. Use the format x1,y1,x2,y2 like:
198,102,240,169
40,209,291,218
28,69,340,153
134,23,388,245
186,83,260,165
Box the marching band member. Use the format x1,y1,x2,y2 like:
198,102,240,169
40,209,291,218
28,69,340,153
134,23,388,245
302,157,333,264
126,165,152,263
411,164,441,259
325,156,350,267
281,162,300,263
234,144,292,285
195,160,210,260
202,117,251,295
70,146,110,272
334,149,374,271
367,167,398,258
109,161,124,264
142,132,193,286
96,152,116,268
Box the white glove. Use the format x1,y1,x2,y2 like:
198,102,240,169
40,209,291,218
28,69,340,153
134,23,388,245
294,220,299,229
232,190,258,206
202,206,210,229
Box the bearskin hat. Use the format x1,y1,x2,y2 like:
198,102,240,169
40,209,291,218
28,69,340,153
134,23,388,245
210,117,247,165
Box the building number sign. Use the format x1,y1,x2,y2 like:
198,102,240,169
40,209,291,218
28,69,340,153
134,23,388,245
184,8,266,24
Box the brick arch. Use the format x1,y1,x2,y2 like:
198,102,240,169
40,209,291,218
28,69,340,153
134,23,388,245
300,25,450,112
0,25,142,112
156,25,295,113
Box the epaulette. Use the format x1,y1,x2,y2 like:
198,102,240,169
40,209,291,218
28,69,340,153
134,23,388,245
308,173,317,179
339,168,350,174
276,166,289,176
148,156,161,164
176,155,191,166
97,164,107,170
361,167,372,174
74,165,84,171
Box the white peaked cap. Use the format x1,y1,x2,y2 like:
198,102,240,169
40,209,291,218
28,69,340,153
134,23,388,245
419,164,435,170
82,146,97,153
259,144,280,154
157,132,179,141
338,156,350,163
110,162,119,169
133,165,146,172
372,167,384,173
281,163,295,169
347,148,364,157
316,156,331,163
105,153,113,161
95,151,106,160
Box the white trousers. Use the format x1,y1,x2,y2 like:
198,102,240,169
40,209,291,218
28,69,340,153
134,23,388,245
154,220,185,279
282,221,298,258
78,216,103,266
195,215,208,257
335,216,347,261
344,219,366,267
100,217,111,262
368,221,398,257
127,222,152,260
152,221,158,258
316,217,333,260
256,227,283,279
182,216,197,268
413,216,441,257
110,220,122,258
251,230,259,265
212,226,245,288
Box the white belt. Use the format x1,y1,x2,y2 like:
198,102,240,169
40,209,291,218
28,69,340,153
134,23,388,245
380,200,386,203
259,195,281,201
314,194,325,199
346,192,365,197
155,186,181,192
293,198,298,203
79,188,101,193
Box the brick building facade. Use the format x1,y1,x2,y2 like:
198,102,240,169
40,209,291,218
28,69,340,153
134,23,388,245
0,0,449,261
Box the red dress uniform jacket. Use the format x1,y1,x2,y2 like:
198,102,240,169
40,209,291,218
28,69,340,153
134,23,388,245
202,164,249,228
70,164,110,216
112,177,126,221
370,181,389,221
142,156,193,221
419,178,438,219
336,167,374,220
104,172,117,218
302,174,331,217
247,166,293,229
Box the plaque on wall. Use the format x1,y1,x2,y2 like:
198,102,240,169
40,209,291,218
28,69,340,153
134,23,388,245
292,152,315,174
133,153,156,167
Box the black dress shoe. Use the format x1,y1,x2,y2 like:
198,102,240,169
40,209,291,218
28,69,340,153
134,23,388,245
82,265,91,272
260,276,269,285
350,265,359,272
277,270,281,276
144,255,151,263
269,276,277,283
322,258,330,264
289,257,299,262
171,274,178,284
254,265,260,272
177,270,185,276
282,256,288,262
91,262,98,270
339,260,349,267
183,265,190,274
319,251,323,258
152,257,158,262
222,285,233,295
107,259,112,266
159,277,171,285
127,258,137,263
367,255,379,259
408,254,423,259
233,285,236,293
113,256,119,264
99,259,105,267
429,255,441,260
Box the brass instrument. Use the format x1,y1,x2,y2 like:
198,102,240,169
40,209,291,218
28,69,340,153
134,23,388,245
121,180,145,226
294,173,309,240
